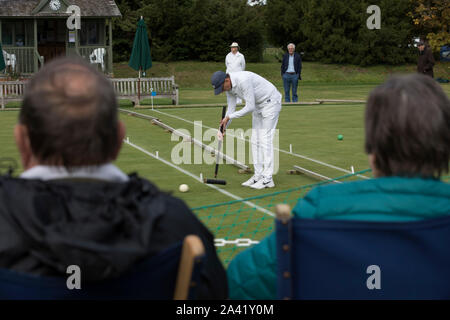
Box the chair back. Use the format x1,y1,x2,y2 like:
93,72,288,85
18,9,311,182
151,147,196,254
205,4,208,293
275,204,450,299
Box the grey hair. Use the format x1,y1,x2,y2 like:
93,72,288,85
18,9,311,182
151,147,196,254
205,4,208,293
287,43,295,49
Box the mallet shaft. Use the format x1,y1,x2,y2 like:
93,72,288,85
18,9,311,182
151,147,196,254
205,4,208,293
214,106,227,178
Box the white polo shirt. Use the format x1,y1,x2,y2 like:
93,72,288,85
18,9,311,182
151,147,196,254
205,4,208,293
225,71,282,119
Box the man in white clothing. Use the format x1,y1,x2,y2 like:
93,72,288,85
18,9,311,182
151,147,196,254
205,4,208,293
225,42,245,105
225,42,245,74
211,70,282,189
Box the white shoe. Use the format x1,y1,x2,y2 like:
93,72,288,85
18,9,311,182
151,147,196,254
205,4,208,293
242,175,262,187
250,178,275,190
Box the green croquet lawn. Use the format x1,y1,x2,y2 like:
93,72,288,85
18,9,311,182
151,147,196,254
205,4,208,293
1,60,449,264
0,103,372,207
0,102,374,264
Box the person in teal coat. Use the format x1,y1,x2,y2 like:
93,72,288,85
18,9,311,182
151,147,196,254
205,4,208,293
227,73,450,300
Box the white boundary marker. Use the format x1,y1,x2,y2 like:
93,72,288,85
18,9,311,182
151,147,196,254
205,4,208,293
124,139,275,217
144,108,370,179
293,165,343,184
215,238,260,247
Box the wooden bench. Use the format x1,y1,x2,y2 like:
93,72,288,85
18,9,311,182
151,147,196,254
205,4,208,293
0,80,27,109
111,77,179,106
0,76,180,109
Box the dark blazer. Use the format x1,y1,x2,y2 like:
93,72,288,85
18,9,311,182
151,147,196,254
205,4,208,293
281,52,302,77
417,47,435,78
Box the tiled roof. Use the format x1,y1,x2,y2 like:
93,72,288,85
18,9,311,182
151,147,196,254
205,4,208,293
0,0,121,17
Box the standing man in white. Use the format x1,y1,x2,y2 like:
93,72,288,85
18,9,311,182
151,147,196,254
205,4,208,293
225,42,245,104
211,71,282,189
225,42,246,73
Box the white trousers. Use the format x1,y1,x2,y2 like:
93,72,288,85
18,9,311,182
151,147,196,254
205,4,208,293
251,100,281,180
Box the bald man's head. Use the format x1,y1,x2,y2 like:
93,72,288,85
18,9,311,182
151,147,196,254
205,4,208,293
19,57,122,167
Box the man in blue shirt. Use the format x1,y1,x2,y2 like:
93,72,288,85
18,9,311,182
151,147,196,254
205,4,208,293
281,43,302,102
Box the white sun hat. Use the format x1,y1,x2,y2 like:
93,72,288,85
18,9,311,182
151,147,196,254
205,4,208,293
230,42,239,48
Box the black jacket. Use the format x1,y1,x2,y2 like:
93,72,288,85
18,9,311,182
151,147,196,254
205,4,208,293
281,52,302,77
417,47,435,78
0,174,228,299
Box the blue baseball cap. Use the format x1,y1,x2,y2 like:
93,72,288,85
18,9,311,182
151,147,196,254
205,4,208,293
211,71,227,95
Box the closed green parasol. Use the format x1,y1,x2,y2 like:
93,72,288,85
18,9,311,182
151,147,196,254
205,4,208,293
129,17,152,103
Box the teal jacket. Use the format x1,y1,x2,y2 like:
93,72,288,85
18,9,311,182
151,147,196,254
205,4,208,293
227,177,450,300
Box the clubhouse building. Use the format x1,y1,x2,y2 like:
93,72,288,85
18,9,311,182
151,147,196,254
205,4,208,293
0,0,121,75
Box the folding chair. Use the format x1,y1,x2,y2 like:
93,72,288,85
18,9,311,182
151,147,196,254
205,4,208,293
2,50,16,73
0,235,205,300
89,48,106,72
275,204,450,299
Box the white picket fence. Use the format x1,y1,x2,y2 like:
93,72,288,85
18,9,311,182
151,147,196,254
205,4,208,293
0,76,179,108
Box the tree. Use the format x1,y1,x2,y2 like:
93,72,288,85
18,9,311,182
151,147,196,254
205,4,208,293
298,0,362,63
409,0,450,52
264,0,416,65
112,0,141,62
222,0,265,62
112,0,265,62
356,0,417,65
264,0,305,49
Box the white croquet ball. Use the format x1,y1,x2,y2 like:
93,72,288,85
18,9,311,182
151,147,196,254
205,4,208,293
179,184,189,193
